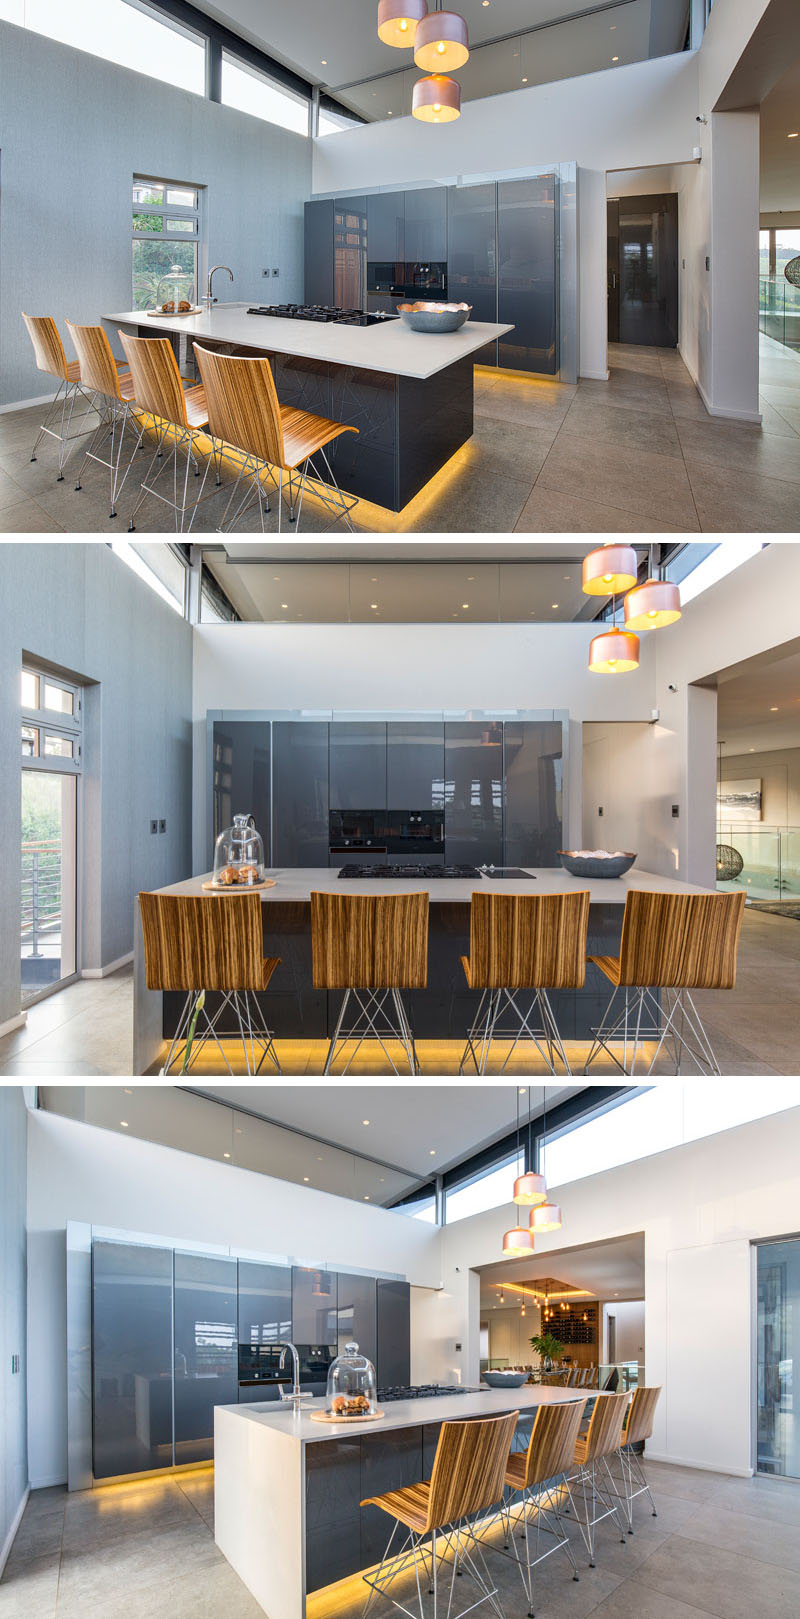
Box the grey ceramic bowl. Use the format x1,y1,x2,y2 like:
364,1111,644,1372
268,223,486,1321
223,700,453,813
397,301,472,333
559,851,637,879
482,1371,528,1389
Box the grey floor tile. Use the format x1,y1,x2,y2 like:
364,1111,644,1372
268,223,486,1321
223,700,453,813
56,1517,222,1608
676,1501,800,1573
591,1579,713,1618
514,485,688,533
684,458,800,532
757,398,800,437
676,418,800,483
559,398,683,458
710,1476,800,1526
635,1534,800,1619
0,498,65,533
0,1551,60,1618
536,437,699,529
55,1557,262,1619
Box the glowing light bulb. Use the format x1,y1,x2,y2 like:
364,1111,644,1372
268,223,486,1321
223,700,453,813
437,40,446,52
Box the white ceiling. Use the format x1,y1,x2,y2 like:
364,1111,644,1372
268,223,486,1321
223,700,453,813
716,640,800,756
760,56,800,212
478,1231,645,1308
186,1083,579,1178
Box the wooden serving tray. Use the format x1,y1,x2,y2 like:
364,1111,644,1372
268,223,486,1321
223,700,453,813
309,1409,385,1425
201,878,277,891
146,305,203,318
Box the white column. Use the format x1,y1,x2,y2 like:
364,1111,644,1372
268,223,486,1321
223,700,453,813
709,108,761,420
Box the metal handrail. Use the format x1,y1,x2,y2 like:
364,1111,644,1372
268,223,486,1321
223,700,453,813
21,841,62,957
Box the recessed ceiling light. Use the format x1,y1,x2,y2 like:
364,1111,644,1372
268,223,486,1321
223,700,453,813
124,1087,132,1094
387,110,393,115
371,602,378,609
429,1149,436,1155
789,132,799,138
120,1121,129,1128
362,1118,370,1125
370,575,378,581
304,1176,310,1182
462,601,470,608
522,76,528,82
321,59,327,65
316,1155,323,1161
379,1177,385,1182
364,1195,370,1200
770,705,779,711
273,575,280,580
612,55,619,62
563,575,570,580
749,747,755,752
281,602,288,608
235,1127,242,1133
551,602,559,609
482,1,490,7
223,1152,231,1159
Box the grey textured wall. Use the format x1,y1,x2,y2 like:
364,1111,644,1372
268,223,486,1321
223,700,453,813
0,1088,27,1570
0,20,312,406
0,543,193,1027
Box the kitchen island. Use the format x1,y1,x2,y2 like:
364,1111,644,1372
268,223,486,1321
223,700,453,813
104,303,513,511
214,1385,583,1619
133,865,713,1072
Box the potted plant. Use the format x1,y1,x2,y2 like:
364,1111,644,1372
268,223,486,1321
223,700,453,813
529,1332,565,1372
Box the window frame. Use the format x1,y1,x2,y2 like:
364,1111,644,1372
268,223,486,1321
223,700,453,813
21,669,82,775
132,175,202,309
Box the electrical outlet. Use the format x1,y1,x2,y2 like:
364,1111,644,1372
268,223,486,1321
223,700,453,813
598,806,604,817
150,819,158,834
672,804,680,818
272,267,279,277
11,1354,20,1374
262,268,270,277
159,819,166,834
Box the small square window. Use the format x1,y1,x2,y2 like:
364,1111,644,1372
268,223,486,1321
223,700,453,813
21,671,39,708
44,734,74,758
22,724,39,758
43,681,74,716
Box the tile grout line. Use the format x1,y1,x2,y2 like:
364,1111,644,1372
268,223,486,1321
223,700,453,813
660,354,704,531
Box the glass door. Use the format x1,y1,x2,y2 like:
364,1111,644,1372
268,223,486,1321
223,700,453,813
20,667,81,1002
756,1237,800,1478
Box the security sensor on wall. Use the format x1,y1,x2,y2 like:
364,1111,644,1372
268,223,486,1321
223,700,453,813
696,114,707,123
668,683,678,693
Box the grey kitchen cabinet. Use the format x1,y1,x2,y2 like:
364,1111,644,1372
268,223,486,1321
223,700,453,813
404,186,447,265
329,721,387,810
367,190,405,265
444,720,504,867
173,1251,237,1465
237,1260,292,1349
504,719,564,866
292,1266,338,1347
386,721,445,810
336,1272,378,1364
376,1279,411,1388
360,1426,422,1566
334,195,368,309
92,1240,173,1480
304,199,334,307
498,175,559,375
211,721,270,864
272,721,329,865
447,183,498,366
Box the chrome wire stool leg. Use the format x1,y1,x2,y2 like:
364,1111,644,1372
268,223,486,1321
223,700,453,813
74,399,144,518
30,379,99,478
460,987,571,1076
127,422,217,533
323,987,420,1075
563,1464,627,1566
361,1518,507,1619
615,1445,658,1534
586,983,721,1076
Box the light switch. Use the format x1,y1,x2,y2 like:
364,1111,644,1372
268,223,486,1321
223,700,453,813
150,819,158,834
159,819,166,834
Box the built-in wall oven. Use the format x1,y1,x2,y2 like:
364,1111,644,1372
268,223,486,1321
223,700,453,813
329,808,445,864
366,261,448,300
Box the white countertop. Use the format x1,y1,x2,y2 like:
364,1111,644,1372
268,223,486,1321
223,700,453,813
104,302,513,380
216,1385,584,1446
155,865,712,906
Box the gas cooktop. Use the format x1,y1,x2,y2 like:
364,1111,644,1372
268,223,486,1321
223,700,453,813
377,1385,473,1402
338,863,480,880
246,303,398,327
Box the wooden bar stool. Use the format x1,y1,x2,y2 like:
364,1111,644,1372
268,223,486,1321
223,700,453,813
311,891,428,1075
21,313,96,479
491,1397,586,1618
118,331,219,533
586,889,746,1076
138,891,281,1076
193,343,358,532
614,1385,661,1533
66,322,142,518
563,1392,630,1566
460,890,590,1076
361,1409,519,1619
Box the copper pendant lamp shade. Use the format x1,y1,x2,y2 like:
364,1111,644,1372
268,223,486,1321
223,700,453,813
582,543,638,597
531,1200,562,1234
502,1225,535,1257
412,73,461,120
588,627,640,674
513,1170,547,1207
414,9,469,70
377,0,428,47
624,578,682,631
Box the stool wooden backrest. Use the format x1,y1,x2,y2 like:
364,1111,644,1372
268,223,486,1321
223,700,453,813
426,1411,519,1531
119,331,190,427
616,890,745,988
468,889,590,989
65,322,127,400
623,1386,661,1446
194,344,284,466
580,1392,630,1463
138,891,264,992
22,314,72,380
310,890,429,990
522,1397,586,1489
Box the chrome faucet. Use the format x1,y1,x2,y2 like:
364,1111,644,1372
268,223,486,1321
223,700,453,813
203,264,234,309
277,1342,312,1407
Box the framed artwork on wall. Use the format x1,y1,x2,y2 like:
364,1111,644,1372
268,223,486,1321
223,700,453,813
717,778,762,822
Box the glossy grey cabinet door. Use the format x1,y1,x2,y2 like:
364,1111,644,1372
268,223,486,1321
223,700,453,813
447,183,498,366
238,1260,292,1346
504,720,564,866
335,196,367,309
174,1252,237,1465
444,721,504,867
404,186,447,264
387,722,445,810
498,175,559,375
337,1272,377,1364
367,190,404,266
92,1240,173,1479
329,722,387,811
376,1279,410,1388
211,721,270,864
272,721,329,865
304,199,334,306
292,1267,338,1346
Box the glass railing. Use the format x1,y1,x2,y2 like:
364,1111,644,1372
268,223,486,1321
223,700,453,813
759,277,800,351
597,1361,642,1393
716,825,800,901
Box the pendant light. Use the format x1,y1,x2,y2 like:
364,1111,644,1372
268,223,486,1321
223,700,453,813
502,1088,535,1256
513,1087,547,1206
414,2,469,71
377,0,428,47
531,1087,562,1234
624,545,682,631
582,543,638,597
589,579,639,675
520,1287,526,1319
412,73,461,121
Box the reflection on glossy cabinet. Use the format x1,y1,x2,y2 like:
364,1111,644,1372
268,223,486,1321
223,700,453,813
387,722,445,810
304,199,334,307
211,721,270,864
174,1251,237,1465
337,1272,377,1364
92,1240,173,1480
498,175,559,375
447,182,498,366
404,186,447,265
376,1278,411,1388
444,721,504,867
292,1266,338,1346
329,721,387,811
272,721,329,865
504,720,564,866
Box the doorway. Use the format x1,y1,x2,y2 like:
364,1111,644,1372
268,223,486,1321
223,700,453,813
607,194,679,347
756,1236,800,1478
20,666,82,1002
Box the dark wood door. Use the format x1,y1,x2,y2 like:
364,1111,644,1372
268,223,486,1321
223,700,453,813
611,193,679,348
607,199,620,343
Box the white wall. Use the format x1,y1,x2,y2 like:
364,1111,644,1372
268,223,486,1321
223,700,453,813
582,722,670,871
436,1104,800,1476
25,1111,441,1489
1,1089,28,1574
485,1304,543,1366
313,53,699,383
603,1299,645,1363
722,747,800,826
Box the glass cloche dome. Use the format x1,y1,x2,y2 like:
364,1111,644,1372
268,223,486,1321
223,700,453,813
212,813,265,886
326,1342,378,1417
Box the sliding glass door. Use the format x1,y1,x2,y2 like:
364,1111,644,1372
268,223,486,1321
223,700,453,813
20,667,81,1001
756,1237,800,1478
